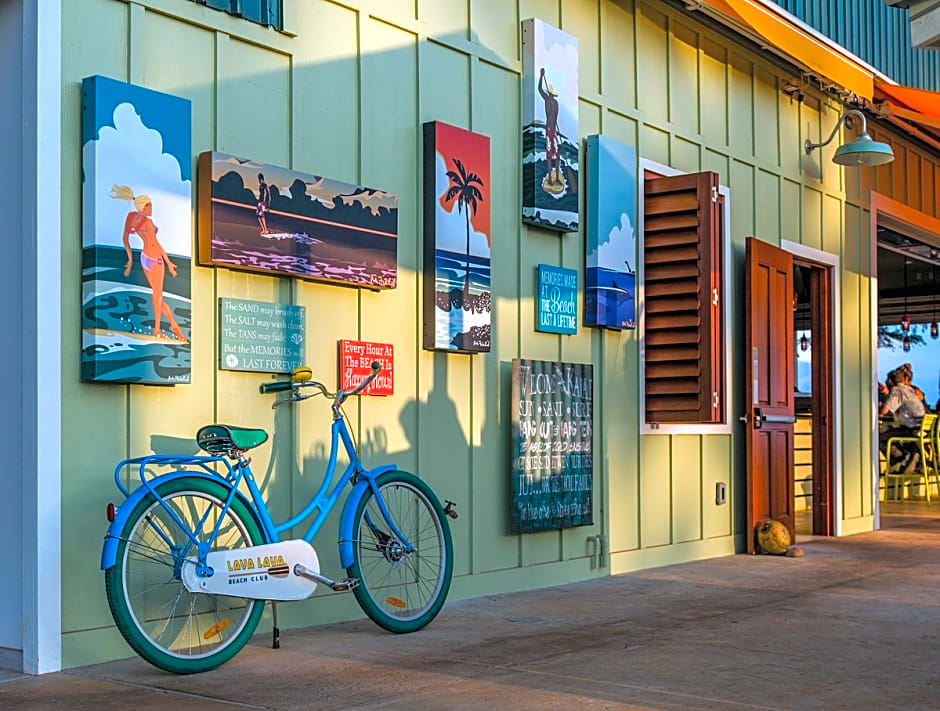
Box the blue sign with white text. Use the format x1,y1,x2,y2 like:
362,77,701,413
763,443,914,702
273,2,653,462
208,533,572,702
536,264,578,335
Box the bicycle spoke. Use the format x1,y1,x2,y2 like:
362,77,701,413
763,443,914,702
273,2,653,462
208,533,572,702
119,488,257,661
359,485,439,614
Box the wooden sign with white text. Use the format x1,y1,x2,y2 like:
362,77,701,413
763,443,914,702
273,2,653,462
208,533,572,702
338,340,394,396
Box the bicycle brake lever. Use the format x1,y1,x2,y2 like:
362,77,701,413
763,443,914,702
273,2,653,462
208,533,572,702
275,391,313,409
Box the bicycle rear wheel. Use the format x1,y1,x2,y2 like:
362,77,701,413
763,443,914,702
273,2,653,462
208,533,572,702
347,471,453,633
104,477,265,673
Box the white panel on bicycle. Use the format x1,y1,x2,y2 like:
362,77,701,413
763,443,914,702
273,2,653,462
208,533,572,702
181,539,320,601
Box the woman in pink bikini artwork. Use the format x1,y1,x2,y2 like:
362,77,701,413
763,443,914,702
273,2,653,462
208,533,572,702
110,184,188,342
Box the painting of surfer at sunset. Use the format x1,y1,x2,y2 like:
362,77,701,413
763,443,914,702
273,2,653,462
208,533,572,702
422,121,491,353
197,152,399,289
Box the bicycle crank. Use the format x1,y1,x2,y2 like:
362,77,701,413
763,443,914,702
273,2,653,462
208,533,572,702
293,564,360,592
181,539,321,601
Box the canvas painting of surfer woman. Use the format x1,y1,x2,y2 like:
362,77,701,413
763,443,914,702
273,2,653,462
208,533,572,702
585,135,637,330
81,75,192,384
422,121,491,353
198,152,399,290
522,18,579,233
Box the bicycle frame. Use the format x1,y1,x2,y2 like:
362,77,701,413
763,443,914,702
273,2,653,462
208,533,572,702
102,415,415,573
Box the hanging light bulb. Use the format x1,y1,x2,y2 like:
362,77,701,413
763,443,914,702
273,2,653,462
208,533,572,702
792,290,798,312
800,334,810,352
903,335,912,352
901,258,910,332
932,266,938,340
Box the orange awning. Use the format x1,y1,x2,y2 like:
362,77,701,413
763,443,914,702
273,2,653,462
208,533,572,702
875,80,940,127
700,0,874,100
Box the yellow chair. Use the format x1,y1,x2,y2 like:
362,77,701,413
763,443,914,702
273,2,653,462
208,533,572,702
885,414,940,504
878,449,887,502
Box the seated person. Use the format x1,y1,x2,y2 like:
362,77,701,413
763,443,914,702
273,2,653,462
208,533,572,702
878,380,891,410
879,364,927,473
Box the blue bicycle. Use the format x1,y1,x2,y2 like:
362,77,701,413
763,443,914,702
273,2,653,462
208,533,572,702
101,362,455,674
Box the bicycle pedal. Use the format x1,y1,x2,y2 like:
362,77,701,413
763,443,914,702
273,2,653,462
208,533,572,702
330,577,360,592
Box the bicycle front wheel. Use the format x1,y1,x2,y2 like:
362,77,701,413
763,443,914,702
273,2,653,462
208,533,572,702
104,477,265,673
347,471,454,633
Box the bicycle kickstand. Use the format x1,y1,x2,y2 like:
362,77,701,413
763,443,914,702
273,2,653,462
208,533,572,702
272,602,280,650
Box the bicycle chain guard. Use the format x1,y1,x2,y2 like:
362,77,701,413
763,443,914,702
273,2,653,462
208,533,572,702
181,539,321,601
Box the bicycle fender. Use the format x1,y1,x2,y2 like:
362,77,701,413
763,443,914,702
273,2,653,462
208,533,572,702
101,471,259,570
338,465,397,569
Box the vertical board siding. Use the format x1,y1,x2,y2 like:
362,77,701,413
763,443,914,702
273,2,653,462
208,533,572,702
58,0,938,666
773,0,940,92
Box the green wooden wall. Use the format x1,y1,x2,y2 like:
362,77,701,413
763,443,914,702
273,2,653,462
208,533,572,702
59,0,940,667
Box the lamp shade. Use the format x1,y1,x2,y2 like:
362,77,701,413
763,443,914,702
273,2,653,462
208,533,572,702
833,133,895,166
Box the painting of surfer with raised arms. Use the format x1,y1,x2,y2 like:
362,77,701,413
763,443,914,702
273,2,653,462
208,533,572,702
522,18,579,232
539,68,563,193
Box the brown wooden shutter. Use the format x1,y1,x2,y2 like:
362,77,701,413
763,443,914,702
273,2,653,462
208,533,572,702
644,171,724,424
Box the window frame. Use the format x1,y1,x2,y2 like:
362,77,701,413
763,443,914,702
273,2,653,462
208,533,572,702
191,0,284,31
638,158,733,436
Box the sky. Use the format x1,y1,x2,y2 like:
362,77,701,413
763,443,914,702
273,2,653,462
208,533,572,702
528,19,579,140
587,136,636,274
210,153,398,217
878,322,940,399
83,75,191,180
433,121,491,257
83,94,191,257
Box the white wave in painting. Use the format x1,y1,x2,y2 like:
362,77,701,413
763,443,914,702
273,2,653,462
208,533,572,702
434,305,490,348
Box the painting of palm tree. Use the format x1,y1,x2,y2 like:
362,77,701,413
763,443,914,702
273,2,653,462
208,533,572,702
423,120,491,353
444,158,484,297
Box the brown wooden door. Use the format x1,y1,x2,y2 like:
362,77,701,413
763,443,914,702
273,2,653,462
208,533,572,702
808,263,833,536
745,238,796,553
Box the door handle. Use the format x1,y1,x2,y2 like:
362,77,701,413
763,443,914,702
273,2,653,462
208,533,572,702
754,407,797,425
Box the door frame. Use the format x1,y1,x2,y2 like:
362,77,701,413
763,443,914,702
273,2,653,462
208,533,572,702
781,240,842,537
870,193,940,530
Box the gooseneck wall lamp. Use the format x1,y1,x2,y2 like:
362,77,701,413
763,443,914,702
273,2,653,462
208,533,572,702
804,109,895,166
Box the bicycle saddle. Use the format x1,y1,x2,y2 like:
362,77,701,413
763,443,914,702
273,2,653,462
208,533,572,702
196,424,269,454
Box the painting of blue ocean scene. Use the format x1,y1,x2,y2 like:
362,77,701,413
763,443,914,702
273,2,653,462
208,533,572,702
82,246,191,383
522,19,579,233
81,76,192,384
434,251,491,351
585,135,636,330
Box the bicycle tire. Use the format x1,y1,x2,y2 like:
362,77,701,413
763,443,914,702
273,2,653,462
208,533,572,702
347,470,453,633
104,477,266,673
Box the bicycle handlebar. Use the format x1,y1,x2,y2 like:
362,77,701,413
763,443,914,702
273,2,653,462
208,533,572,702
259,381,293,394
259,361,382,402
345,361,382,398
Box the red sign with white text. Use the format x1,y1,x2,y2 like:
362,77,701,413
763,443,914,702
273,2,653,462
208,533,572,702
338,340,394,396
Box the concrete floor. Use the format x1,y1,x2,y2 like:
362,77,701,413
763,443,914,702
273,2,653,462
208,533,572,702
3,505,940,710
